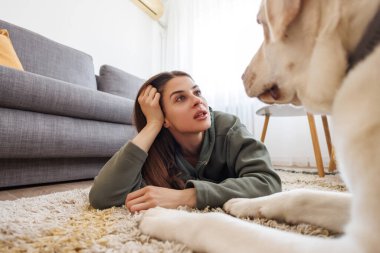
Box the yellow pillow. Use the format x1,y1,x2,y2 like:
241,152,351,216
0,29,24,70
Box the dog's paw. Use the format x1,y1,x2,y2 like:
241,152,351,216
139,207,192,241
224,191,312,221
224,194,286,220
223,198,266,218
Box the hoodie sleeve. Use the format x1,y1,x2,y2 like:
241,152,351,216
186,125,282,209
89,141,148,209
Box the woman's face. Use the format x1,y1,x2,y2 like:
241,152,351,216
161,76,211,135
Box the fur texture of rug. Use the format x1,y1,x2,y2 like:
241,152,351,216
0,168,346,253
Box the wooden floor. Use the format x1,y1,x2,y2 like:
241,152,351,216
0,180,94,201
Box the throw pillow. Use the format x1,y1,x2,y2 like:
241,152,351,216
97,65,144,100
0,29,24,70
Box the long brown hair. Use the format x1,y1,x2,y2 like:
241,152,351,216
133,71,192,189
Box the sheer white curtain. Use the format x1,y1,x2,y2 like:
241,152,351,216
158,0,331,167
160,0,263,132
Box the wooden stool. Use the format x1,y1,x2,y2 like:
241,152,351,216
256,105,337,177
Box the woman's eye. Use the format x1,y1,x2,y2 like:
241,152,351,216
194,90,202,96
175,96,185,102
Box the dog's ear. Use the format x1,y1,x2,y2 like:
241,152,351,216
264,0,302,41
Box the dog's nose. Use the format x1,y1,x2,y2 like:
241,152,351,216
241,72,245,81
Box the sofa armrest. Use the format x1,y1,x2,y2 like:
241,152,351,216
0,66,134,124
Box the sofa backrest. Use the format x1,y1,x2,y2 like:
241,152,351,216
97,65,145,100
0,19,97,89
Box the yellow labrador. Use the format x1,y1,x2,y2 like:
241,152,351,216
140,0,380,252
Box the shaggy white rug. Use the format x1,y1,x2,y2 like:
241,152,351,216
0,169,346,253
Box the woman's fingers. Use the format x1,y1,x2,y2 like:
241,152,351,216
142,85,157,100
125,187,160,212
139,85,152,101
125,194,149,210
152,92,161,104
129,201,156,212
126,187,146,202
126,187,195,212
137,86,164,126
125,187,147,207
140,85,150,98
138,85,160,106
147,86,157,98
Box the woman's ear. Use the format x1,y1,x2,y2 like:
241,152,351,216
163,119,170,128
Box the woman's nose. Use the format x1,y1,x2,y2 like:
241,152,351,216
192,95,203,106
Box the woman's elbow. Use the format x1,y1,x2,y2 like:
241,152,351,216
89,187,109,210
260,172,282,194
272,180,282,193
88,186,126,210
269,175,282,194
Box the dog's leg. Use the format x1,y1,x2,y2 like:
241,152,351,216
224,189,350,233
139,207,357,253
331,46,380,252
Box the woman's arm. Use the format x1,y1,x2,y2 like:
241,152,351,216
186,123,282,209
89,85,164,209
89,141,148,209
131,85,164,152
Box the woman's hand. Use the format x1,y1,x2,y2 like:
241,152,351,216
125,186,197,212
138,85,164,127
131,85,165,152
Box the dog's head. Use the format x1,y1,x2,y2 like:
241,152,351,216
243,0,347,113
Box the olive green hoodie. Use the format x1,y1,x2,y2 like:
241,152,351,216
89,110,281,210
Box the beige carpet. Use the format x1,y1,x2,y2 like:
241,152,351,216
0,168,347,253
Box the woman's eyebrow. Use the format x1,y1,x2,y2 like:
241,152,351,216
169,85,199,98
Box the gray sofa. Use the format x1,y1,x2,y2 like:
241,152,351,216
0,19,144,188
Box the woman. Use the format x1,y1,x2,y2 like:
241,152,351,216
89,71,281,211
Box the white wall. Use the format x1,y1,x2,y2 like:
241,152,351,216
1,0,163,78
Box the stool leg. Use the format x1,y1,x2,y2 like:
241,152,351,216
307,114,325,177
321,116,332,155
321,115,337,172
329,147,337,172
261,115,270,142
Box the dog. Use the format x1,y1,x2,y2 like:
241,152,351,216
139,0,380,252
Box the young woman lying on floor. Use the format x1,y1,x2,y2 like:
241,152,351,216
89,70,281,211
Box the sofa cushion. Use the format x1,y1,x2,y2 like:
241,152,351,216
0,107,137,159
0,19,97,89
0,66,135,124
97,65,144,100
0,29,24,70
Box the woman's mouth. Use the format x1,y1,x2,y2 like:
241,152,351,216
194,110,208,120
